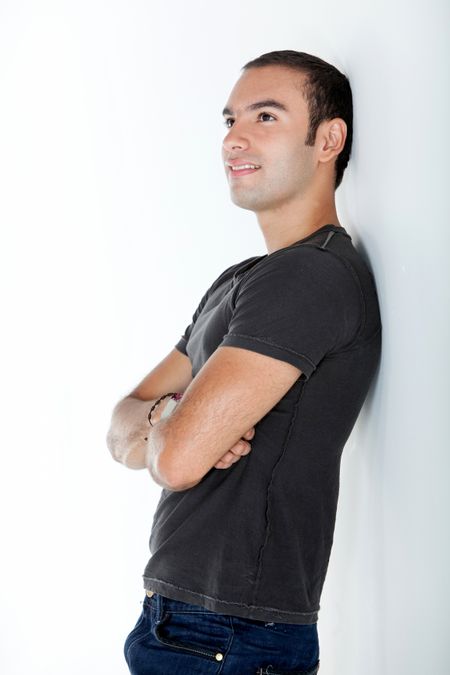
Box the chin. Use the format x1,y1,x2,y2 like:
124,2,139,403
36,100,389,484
229,191,262,212
230,199,255,211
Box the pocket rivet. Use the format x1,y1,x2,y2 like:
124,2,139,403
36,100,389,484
215,652,224,661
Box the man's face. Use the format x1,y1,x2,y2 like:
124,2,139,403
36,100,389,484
221,65,317,213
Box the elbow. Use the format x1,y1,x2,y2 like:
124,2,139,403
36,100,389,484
150,421,202,491
157,449,200,492
106,428,121,463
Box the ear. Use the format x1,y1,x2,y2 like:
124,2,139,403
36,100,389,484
317,118,347,165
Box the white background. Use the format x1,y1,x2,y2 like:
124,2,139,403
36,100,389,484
0,1,449,673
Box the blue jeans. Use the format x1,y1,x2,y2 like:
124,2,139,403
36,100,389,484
124,592,320,674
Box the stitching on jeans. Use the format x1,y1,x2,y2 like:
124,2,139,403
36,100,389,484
256,660,320,675
143,577,319,617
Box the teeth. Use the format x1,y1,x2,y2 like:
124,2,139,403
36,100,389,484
230,164,260,170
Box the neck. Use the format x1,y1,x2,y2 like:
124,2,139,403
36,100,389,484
257,202,341,255
255,172,342,254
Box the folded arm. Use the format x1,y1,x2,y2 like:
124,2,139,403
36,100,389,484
106,346,258,488
106,347,193,473
148,345,302,491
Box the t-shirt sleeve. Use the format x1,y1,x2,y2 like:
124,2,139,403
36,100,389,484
219,247,362,380
174,284,212,356
174,260,245,356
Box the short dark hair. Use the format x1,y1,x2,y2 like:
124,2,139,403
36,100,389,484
241,50,353,190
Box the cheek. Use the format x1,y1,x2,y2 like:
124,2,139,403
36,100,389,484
288,146,315,181
265,152,314,195
265,137,304,172
257,134,313,184
271,154,302,183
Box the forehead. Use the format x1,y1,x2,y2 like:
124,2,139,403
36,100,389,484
223,65,307,115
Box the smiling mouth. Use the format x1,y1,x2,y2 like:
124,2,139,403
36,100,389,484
228,166,261,177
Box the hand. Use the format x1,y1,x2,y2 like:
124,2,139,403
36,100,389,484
213,426,255,469
150,395,179,427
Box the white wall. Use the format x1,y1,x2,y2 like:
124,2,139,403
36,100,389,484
0,1,448,673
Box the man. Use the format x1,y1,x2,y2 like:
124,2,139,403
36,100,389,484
107,50,382,675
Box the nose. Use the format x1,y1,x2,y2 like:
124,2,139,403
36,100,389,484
222,123,250,154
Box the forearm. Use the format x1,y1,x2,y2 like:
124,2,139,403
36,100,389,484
106,395,182,489
106,396,157,471
145,416,202,491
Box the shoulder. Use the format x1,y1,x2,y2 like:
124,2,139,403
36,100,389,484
242,243,359,291
210,255,263,289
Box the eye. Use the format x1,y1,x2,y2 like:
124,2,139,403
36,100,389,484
223,111,276,128
258,112,276,122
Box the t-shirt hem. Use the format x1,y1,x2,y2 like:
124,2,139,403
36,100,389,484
142,576,319,625
220,333,316,380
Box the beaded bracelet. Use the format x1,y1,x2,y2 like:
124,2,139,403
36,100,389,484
144,392,183,441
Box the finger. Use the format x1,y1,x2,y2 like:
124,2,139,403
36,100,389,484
214,440,252,470
231,440,251,456
215,445,247,468
222,449,243,463
214,453,240,469
242,427,255,440
214,459,230,469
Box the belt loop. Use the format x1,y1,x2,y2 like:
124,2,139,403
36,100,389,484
154,591,163,624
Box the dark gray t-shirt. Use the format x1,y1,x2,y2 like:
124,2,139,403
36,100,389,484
142,223,382,625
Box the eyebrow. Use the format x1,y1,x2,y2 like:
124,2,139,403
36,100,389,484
222,98,289,117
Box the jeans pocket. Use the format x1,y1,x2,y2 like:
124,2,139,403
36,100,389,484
152,601,232,663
